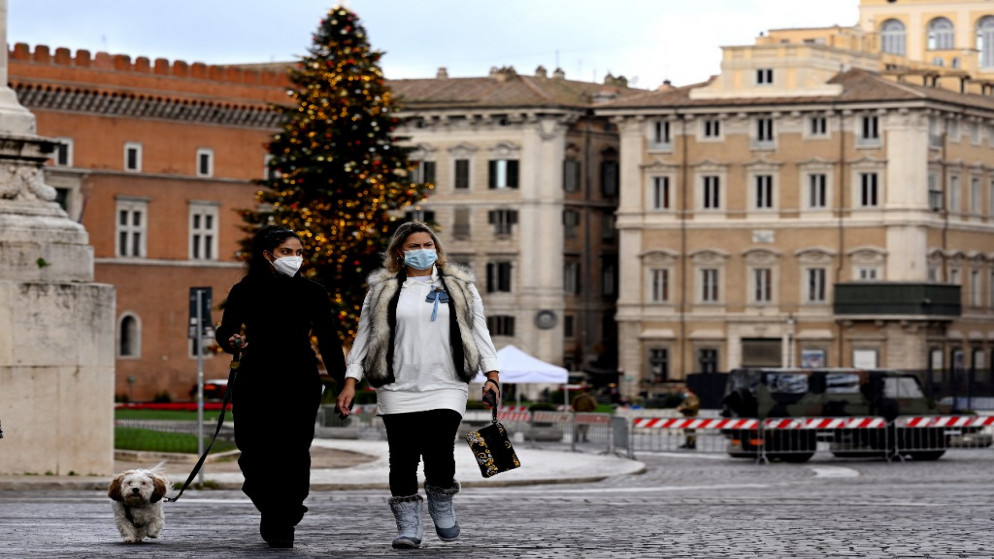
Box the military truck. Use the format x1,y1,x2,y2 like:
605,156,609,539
720,368,950,462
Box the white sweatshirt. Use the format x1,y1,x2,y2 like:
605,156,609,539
345,269,500,416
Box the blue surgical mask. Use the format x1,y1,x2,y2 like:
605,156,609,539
404,248,437,271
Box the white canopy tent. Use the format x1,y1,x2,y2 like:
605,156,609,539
474,345,569,406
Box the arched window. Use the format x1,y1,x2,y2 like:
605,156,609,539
928,17,954,50
977,16,994,68
881,19,906,55
119,314,141,357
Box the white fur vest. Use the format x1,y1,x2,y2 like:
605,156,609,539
361,263,481,387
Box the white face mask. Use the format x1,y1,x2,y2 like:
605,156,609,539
271,255,303,277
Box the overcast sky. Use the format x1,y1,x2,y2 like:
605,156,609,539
8,0,859,89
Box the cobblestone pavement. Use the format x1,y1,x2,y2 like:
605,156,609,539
2,449,992,558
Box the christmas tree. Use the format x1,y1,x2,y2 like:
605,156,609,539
244,5,431,343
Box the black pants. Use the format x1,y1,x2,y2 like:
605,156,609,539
232,367,322,527
381,409,462,496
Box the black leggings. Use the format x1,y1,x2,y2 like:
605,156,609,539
381,409,462,496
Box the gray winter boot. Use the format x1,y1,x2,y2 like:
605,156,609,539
425,481,460,541
387,495,424,549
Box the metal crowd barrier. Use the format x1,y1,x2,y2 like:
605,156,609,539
892,415,994,461
629,414,993,463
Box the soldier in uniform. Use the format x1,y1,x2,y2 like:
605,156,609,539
571,385,598,442
676,387,700,449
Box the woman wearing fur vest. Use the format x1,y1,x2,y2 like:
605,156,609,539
336,220,500,549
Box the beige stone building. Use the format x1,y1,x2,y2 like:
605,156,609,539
598,0,994,399
391,67,638,379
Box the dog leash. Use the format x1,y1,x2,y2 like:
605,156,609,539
165,350,239,503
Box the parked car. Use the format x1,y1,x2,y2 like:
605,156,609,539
189,378,228,401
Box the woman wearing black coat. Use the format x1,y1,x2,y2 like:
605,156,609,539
215,225,346,548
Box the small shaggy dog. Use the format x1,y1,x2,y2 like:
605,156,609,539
107,462,169,543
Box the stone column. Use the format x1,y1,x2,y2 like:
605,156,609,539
0,0,116,475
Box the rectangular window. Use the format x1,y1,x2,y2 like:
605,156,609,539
858,267,878,280
124,142,142,172
754,268,772,302
702,118,721,138
404,209,435,223
601,160,618,197
650,268,669,302
264,154,280,180
700,268,719,302
488,159,519,189
564,261,581,295
414,160,436,184
453,207,471,238
755,118,774,145
486,262,513,293
602,260,616,297
196,148,213,178
648,349,669,383
702,175,720,209
929,174,943,211
808,173,827,208
563,159,581,192
809,116,827,136
971,178,981,214
189,203,219,261
807,268,827,302
564,315,575,338
652,176,670,210
454,159,470,190
52,138,73,167
486,315,515,336
755,175,773,209
652,120,671,145
949,175,960,212
861,115,880,141
859,172,879,207
950,268,960,285
488,209,517,235
970,270,981,306
971,122,980,145
699,349,719,374
563,209,580,238
928,266,939,282
756,68,773,85
116,198,147,258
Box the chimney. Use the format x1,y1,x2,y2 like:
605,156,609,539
436,67,448,79
535,65,548,78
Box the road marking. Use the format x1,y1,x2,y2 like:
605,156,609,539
808,466,860,478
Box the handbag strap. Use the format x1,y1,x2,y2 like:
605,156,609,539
164,352,239,503
484,378,500,423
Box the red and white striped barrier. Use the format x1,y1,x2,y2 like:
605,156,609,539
632,417,758,430
497,410,531,422
500,405,529,412
763,417,886,430
895,415,994,428
575,413,612,425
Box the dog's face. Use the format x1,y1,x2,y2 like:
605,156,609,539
108,468,169,506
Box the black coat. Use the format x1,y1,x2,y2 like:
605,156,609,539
215,272,346,386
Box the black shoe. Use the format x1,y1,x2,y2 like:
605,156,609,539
260,516,294,548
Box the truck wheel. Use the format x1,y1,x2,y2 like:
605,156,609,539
777,452,814,463
906,450,945,461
